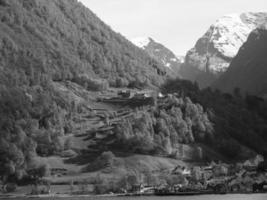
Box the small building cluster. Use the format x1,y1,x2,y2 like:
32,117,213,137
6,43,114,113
97,89,163,107
169,155,267,193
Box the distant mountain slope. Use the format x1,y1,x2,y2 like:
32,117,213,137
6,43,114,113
180,12,267,88
131,37,183,76
213,25,267,96
0,0,167,88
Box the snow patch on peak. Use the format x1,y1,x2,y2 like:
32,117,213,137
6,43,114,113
209,13,261,58
165,63,171,68
131,37,152,49
170,58,178,62
176,55,185,63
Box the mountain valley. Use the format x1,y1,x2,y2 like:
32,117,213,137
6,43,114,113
0,0,267,195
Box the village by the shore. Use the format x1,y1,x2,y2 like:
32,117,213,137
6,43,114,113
0,154,266,198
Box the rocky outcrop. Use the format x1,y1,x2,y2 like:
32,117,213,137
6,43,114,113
132,37,183,77
213,25,267,96
180,12,267,88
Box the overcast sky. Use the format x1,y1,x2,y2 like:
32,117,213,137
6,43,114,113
79,0,267,55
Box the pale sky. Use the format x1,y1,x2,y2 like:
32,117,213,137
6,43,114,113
79,0,267,55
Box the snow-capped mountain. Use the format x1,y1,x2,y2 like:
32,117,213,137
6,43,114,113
131,37,183,76
211,13,261,58
180,12,267,88
213,25,267,96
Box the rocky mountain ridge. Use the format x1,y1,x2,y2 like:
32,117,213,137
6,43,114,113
132,37,183,76
180,12,267,88
213,25,267,96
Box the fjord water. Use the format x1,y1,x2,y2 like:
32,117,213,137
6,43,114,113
20,194,267,200
83,194,265,200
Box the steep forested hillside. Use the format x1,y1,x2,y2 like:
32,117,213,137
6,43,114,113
0,0,168,184
162,79,267,159
0,0,167,88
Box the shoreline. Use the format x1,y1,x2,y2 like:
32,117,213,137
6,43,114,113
0,192,266,199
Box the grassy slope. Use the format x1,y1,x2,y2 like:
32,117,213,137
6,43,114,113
42,82,184,184
46,154,185,184
40,81,234,185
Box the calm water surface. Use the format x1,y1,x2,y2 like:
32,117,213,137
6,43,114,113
84,194,266,200
4,194,267,200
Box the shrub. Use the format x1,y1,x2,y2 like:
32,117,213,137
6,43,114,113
72,75,109,91
85,151,115,172
99,151,115,167
3,183,17,193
